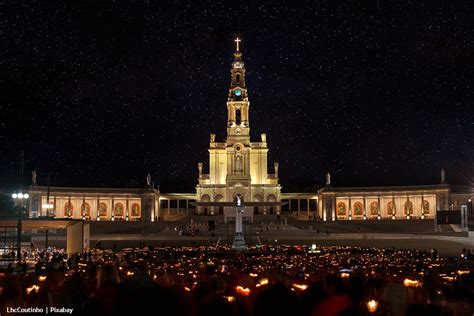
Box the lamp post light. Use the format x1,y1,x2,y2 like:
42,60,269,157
12,191,29,262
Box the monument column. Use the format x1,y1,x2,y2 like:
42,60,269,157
232,194,247,251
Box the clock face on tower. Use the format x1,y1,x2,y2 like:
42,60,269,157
234,89,242,97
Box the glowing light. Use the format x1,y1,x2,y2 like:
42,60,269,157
292,283,308,291
367,300,378,313
38,276,47,282
457,270,470,275
24,193,29,199
258,278,269,286
26,285,40,294
126,271,134,276
403,278,422,287
340,273,350,279
235,286,251,296
249,273,258,277
224,296,236,303
18,193,24,199
42,203,54,209
184,287,191,292
12,193,17,199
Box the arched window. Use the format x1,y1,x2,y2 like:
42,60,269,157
81,202,91,218
404,201,413,215
370,201,379,215
235,109,241,125
64,202,73,217
236,74,240,82
114,203,124,217
353,202,363,216
387,201,395,215
131,203,140,217
98,202,107,217
336,202,346,216
422,200,430,213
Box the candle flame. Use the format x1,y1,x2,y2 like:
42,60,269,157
236,286,251,296
26,285,40,294
367,300,378,313
292,283,308,291
403,278,422,287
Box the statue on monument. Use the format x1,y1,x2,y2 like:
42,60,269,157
32,170,37,185
441,168,446,184
274,162,279,178
146,173,151,187
210,133,215,143
326,172,331,186
198,162,203,177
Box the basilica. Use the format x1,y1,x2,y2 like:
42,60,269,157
25,39,473,222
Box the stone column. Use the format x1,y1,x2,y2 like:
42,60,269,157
186,199,189,214
307,199,310,218
363,197,367,220
111,197,115,221
377,195,381,219
348,197,352,220
318,197,322,220
96,197,100,221
68,196,72,218
322,197,327,221
126,198,130,221
421,194,424,219
167,199,170,215
53,196,57,218
232,195,246,251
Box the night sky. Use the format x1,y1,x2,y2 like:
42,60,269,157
2,1,473,192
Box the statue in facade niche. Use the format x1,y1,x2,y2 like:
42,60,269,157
235,155,242,172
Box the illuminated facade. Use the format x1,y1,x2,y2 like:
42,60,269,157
196,38,282,215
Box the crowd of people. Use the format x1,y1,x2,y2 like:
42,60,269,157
1,244,473,315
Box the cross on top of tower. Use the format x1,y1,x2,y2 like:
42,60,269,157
234,37,241,52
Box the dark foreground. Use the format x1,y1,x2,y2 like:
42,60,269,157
1,245,474,315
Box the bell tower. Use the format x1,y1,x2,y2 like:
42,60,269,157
196,37,282,215
227,37,250,146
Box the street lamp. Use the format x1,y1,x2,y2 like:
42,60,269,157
12,191,29,262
